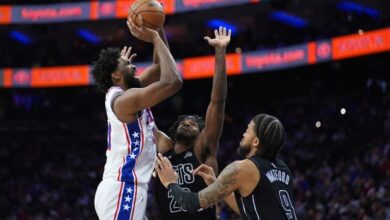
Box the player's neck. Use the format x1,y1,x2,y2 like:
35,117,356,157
246,148,259,158
114,82,127,91
173,142,194,154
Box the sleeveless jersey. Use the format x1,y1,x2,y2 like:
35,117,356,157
234,155,297,220
103,86,157,186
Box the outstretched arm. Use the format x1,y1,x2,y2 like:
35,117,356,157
193,164,240,214
197,162,240,208
114,17,182,123
195,27,231,169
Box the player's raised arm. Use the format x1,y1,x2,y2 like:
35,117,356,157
138,28,170,87
114,17,182,123
195,26,231,169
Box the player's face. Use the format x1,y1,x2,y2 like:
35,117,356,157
118,59,141,89
237,121,258,157
175,118,200,143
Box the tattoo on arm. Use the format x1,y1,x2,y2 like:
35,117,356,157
198,162,239,208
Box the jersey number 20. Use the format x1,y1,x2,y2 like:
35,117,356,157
168,187,190,213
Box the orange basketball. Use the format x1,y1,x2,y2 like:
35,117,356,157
128,0,165,30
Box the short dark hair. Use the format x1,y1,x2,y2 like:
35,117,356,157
92,47,120,92
168,115,205,141
253,114,285,160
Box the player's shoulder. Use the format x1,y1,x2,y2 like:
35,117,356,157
105,86,124,106
221,160,260,186
229,159,259,175
106,86,124,96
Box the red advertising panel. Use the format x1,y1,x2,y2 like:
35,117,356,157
0,6,12,25
332,28,390,60
30,65,90,88
3,68,13,88
159,0,176,14
183,54,241,79
116,0,136,18
91,1,117,20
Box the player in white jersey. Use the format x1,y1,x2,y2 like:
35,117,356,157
91,16,182,220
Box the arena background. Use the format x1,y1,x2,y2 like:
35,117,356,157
0,0,389,219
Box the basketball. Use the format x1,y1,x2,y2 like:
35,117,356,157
128,0,165,30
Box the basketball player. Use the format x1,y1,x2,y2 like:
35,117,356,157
92,16,182,220
153,26,231,220
156,114,297,220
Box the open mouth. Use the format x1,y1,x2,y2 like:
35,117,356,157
131,69,136,76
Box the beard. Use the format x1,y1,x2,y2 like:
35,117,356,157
124,72,141,89
237,144,251,158
175,127,197,145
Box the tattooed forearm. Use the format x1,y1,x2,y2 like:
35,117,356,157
198,162,240,208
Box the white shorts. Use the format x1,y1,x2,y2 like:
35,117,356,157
95,179,148,220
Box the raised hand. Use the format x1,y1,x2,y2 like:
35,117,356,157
119,46,137,63
193,164,216,186
155,153,178,188
126,15,159,43
204,26,231,49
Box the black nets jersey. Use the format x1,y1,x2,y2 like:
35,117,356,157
155,148,216,220
234,155,297,220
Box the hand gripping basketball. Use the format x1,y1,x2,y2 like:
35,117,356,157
128,0,165,30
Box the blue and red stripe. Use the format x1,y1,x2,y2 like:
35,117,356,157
107,122,111,151
115,112,145,219
115,182,137,220
120,118,142,182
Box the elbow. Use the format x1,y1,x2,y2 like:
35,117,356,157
160,70,182,92
171,75,183,92
175,77,183,90
160,77,182,94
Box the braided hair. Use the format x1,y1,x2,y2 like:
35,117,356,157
252,114,286,160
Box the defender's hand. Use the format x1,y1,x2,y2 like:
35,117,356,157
193,164,216,186
155,153,178,188
119,46,137,63
127,15,159,43
204,26,231,49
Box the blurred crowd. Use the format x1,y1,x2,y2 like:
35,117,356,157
0,68,389,219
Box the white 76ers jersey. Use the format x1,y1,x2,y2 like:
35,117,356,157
103,86,157,185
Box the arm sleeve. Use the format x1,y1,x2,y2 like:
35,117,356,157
168,183,201,214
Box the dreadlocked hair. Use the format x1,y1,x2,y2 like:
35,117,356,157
253,114,286,160
168,115,205,141
92,47,120,92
